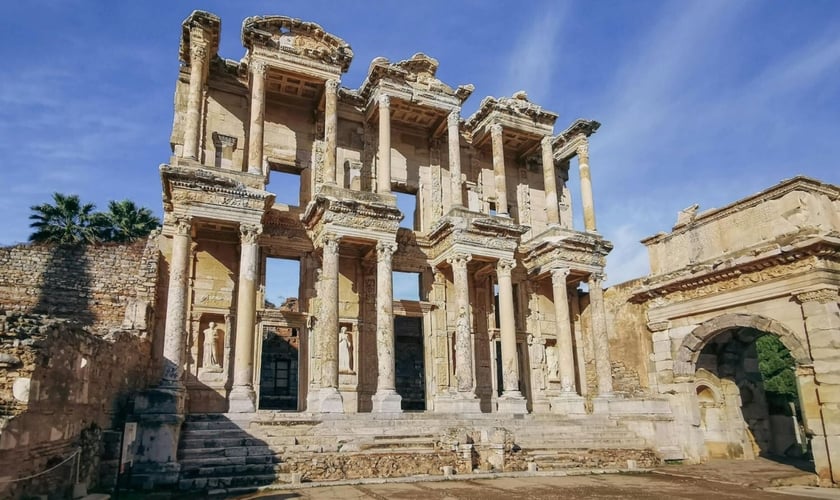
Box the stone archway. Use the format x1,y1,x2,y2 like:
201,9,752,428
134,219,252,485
674,313,812,378
675,313,814,464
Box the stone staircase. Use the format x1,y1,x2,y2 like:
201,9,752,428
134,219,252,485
176,412,659,493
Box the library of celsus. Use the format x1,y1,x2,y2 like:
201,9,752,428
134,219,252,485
1,9,838,496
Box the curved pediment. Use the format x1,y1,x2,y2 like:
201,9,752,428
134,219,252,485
242,15,353,72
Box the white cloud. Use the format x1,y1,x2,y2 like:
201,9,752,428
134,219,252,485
501,3,568,102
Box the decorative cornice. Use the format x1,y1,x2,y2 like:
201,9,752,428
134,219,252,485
630,238,840,303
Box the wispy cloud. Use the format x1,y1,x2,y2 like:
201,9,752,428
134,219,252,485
500,3,568,102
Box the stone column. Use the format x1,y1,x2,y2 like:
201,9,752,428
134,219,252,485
551,268,576,393
372,241,402,412
588,272,613,395
318,234,344,412
377,94,392,194
161,217,192,387
229,224,262,412
182,45,208,160
577,139,597,232
541,136,560,225
795,287,840,485
497,258,526,412
323,79,339,185
448,107,462,207
448,253,475,396
247,60,267,175
490,124,509,217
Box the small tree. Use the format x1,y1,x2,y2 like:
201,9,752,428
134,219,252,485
28,193,107,245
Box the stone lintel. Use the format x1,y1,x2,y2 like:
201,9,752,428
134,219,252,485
465,94,558,144
521,228,612,276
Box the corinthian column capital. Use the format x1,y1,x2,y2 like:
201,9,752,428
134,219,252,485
550,267,571,286
250,60,267,77
379,93,390,109
325,78,340,93
490,123,503,138
497,258,516,277
239,223,263,244
446,253,472,268
575,137,589,159
174,216,192,236
191,44,208,62
448,107,461,127
376,241,397,261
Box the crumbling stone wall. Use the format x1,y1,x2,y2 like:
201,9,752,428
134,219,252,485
0,313,152,498
0,235,159,334
603,279,651,394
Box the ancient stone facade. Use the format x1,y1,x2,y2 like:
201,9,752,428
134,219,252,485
1,9,838,496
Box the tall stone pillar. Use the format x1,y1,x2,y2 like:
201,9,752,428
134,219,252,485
448,253,475,395
161,217,192,387
795,287,840,485
448,107,462,207
247,60,267,175
550,268,586,414
377,94,392,194
372,241,402,412
229,224,262,413
577,139,597,232
182,45,208,160
550,268,576,392
490,124,509,217
323,79,339,185
588,272,613,396
541,136,560,225
497,258,526,413
317,234,344,412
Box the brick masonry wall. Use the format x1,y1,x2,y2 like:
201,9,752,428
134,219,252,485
0,313,152,498
0,235,160,334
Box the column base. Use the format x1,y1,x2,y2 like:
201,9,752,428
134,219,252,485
550,393,586,415
130,387,186,489
229,386,257,413
592,393,617,415
315,387,344,413
372,390,403,413
434,392,482,413
530,397,551,414
496,391,527,414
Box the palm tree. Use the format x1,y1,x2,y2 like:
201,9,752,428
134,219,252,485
28,193,105,245
104,199,161,242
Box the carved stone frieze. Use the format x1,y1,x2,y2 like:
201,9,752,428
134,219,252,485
793,287,839,304
632,253,821,304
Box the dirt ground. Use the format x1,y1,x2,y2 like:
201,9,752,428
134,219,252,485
235,458,835,500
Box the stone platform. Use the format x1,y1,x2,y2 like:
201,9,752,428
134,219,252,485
176,412,657,493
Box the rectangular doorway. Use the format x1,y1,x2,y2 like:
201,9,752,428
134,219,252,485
259,326,299,410
394,316,425,411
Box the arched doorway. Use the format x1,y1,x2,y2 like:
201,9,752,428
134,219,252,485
675,314,813,466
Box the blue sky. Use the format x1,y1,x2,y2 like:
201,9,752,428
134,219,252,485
2,1,839,296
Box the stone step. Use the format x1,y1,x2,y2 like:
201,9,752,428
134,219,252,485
523,438,648,449
182,420,248,431
178,473,279,491
180,428,254,440
179,436,269,449
178,445,275,459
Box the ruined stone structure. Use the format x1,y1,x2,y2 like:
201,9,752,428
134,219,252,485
1,9,838,496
